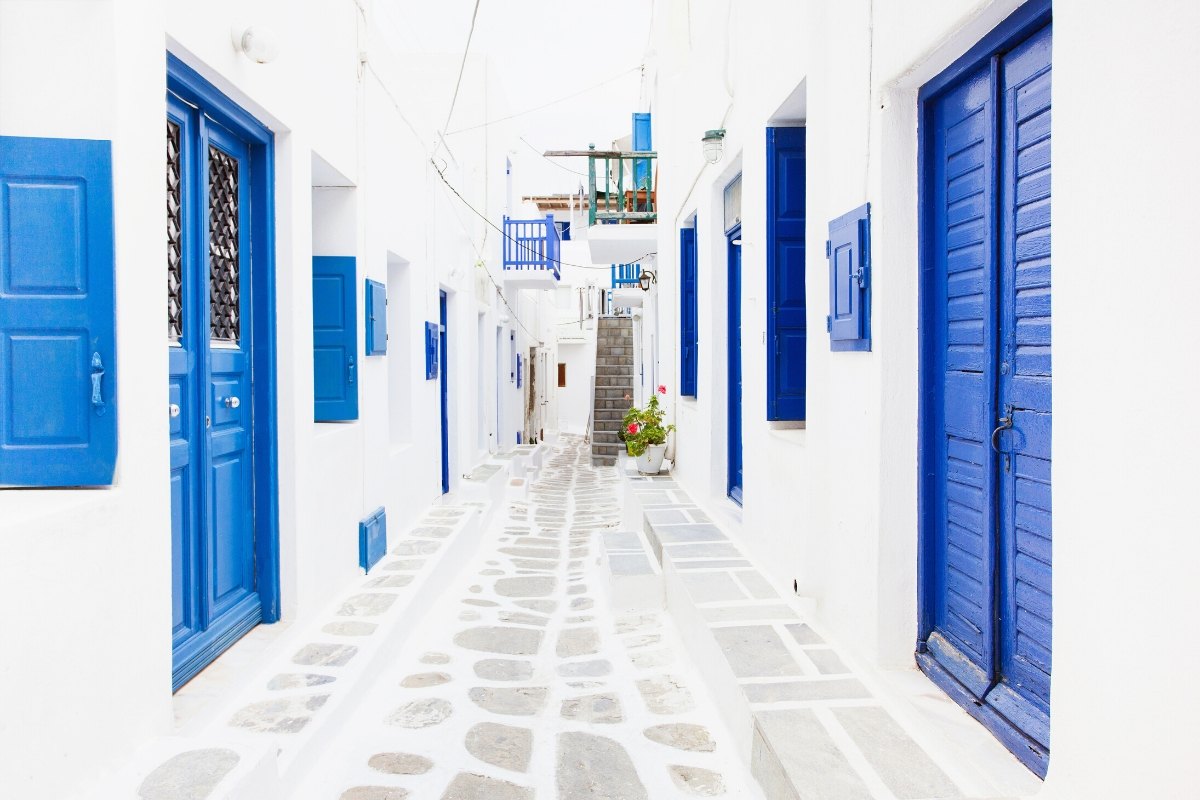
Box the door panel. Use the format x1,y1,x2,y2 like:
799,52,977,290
727,228,743,503
990,22,1052,741
926,59,999,681
168,90,263,689
920,15,1052,774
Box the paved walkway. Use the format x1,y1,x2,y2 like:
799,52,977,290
295,435,764,799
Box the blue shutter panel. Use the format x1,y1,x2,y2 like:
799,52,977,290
0,136,117,486
364,278,386,355
827,203,871,351
312,256,358,421
425,321,439,379
516,353,523,388
679,226,698,397
766,128,807,420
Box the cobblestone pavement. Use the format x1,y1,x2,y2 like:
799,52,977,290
296,435,765,799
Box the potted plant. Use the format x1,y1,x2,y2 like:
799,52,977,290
622,385,675,474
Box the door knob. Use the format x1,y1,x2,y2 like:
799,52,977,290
224,396,241,409
169,403,181,418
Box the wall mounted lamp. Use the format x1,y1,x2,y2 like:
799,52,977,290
231,25,280,64
638,270,658,292
702,129,726,164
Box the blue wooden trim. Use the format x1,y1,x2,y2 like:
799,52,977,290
917,0,1052,103
365,278,387,355
917,651,1049,777
173,598,262,690
827,203,872,352
167,54,272,146
167,54,280,632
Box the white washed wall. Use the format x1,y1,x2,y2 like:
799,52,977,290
0,0,514,795
649,0,1200,796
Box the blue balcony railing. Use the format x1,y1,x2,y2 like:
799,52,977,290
502,215,561,280
611,263,640,288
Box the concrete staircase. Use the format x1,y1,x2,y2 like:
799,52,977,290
591,316,634,465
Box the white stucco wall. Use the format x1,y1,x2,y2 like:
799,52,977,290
648,0,1200,795
0,0,519,795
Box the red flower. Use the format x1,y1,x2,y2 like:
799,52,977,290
627,422,639,434
657,384,667,394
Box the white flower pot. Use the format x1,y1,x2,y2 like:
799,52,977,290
636,443,668,474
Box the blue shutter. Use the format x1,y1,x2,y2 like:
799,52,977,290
364,278,386,355
0,136,117,486
679,226,698,396
827,203,871,351
359,507,387,571
312,256,358,421
516,353,523,388
766,128,807,420
425,321,439,379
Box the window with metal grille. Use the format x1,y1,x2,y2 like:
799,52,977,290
208,145,240,341
167,120,183,341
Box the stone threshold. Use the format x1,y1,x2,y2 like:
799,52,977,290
615,467,1043,800
92,468,515,799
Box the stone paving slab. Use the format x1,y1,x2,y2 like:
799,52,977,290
286,435,765,800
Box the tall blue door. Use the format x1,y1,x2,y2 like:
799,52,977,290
168,74,271,690
918,10,1052,776
439,291,450,494
727,227,743,504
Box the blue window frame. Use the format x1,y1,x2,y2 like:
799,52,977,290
766,127,807,419
0,136,117,486
679,224,698,397
364,278,386,355
312,256,358,421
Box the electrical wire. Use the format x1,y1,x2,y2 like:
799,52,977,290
431,158,656,271
443,0,482,135
360,57,544,342
519,136,588,178
444,65,644,135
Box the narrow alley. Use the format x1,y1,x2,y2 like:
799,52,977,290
2,1,1199,798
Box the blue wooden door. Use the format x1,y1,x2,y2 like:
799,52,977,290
439,291,450,494
727,227,743,504
918,10,1051,775
168,89,264,690
766,128,807,420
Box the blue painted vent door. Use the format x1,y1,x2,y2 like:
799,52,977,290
167,92,264,690
918,18,1052,776
0,136,117,486
726,227,743,505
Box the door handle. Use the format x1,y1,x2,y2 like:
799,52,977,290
347,356,356,385
990,415,1013,453
90,352,106,415
169,403,181,418
223,396,240,409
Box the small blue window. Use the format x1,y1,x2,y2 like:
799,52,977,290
0,136,118,486
826,203,871,351
364,279,386,355
516,353,523,388
313,256,358,421
425,321,439,379
679,225,698,396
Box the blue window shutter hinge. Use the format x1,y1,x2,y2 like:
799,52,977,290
826,315,832,332
825,240,831,258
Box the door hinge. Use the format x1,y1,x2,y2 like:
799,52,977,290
825,240,831,258
826,315,832,332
